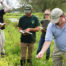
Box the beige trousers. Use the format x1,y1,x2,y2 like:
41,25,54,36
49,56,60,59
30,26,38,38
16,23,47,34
52,45,66,66
0,30,5,54
20,43,34,60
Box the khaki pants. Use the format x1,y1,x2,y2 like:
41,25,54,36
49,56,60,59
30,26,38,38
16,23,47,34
21,43,34,60
52,45,66,66
0,30,5,54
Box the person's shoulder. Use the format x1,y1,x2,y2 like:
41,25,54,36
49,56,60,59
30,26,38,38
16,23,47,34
48,22,53,25
40,19,50,24
41,19,44,21
48,23,54,28
19,15,26,20
32,15,38,19
20,15,26,19
41,19,46,22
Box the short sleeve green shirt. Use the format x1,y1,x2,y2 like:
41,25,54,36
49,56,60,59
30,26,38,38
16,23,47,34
18,15,40,43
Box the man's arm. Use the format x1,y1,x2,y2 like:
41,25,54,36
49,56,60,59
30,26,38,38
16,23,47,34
24,26,39,32
18,27,29,36
36,23,53,58
36,41,51,58
0,0,11,12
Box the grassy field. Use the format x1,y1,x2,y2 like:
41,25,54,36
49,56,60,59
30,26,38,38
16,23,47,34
0,13,54,66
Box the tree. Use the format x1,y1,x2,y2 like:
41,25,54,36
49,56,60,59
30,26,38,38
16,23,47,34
31,0,63,12
19,0,65,12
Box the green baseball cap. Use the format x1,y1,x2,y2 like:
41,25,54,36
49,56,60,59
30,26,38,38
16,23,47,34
24,4,32,13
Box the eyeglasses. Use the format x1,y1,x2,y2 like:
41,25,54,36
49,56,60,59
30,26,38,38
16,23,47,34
44,14,50,16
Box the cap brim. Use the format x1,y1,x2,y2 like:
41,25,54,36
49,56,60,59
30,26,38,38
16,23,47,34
24,10,31,13
51,18,60,24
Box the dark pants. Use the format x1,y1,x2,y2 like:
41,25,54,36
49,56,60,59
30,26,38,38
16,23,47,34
37,37,50,59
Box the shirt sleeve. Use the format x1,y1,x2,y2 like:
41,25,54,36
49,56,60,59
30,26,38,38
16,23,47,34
45,23,53,42
0,9,5,15
35,17,40,27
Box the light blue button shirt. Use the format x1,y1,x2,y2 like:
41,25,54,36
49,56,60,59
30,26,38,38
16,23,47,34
45,22,66,51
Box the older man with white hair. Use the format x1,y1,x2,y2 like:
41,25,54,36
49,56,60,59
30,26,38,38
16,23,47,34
37,8,66,66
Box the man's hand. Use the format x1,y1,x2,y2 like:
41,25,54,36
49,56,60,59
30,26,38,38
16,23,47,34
24,28,31,32
19,28,30,36
24,27,39,32
0,23,6,28
40,27,46,32
40,27,43,30
23,28,32,36
36,51,44,58
36,41,51,59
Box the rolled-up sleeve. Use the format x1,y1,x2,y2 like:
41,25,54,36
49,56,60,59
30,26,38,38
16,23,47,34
45,23,53,42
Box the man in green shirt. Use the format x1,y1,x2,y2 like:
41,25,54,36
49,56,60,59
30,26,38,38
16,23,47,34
18,4,40,66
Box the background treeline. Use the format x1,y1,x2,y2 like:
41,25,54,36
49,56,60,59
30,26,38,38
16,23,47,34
19,0,66,12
